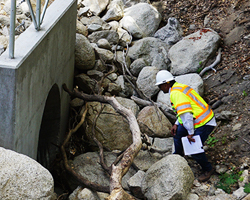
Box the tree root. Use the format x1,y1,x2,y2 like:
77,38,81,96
62,84,142,199
60,104,110,193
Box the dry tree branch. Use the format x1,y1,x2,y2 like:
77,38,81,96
131,95,177,124
61,104,109,193
63,84,142,199
199,48,222,77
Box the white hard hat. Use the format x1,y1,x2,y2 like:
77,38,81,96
155,70,174,86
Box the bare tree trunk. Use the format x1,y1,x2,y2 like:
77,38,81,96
63,84,142,199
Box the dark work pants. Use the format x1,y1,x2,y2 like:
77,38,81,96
173,124,214,172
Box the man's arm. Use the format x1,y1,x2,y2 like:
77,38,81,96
179,112,195,143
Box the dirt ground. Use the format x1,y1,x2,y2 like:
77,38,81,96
153,0,250,178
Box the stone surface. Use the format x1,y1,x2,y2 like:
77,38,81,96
75,33,96,70
120,3,161,38
72,152,137,190
85,97,139,150
169,28,221,75
141,154,194,200
0,147,56,200
137,106,172,137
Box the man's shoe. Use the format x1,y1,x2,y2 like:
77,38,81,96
198,168,214,182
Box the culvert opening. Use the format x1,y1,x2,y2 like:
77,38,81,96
37,84,61,170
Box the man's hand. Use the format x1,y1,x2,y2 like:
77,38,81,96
171,124,178,136
187,134,195,143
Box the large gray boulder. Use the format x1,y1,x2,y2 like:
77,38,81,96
82,0,110,16
128,37,170,70
119,3,161,38
137,106,172,138
130,58,148,77
72,152,137,190
150,137,174,154
141,154,194,200
154,17,183,45
169,28,221,75
136,66,159,98
75,33,96,70
127,170,146,199
88,30,119,45
133,150,164,172
102,0,124,22
85,97,140,150
0,147,56,200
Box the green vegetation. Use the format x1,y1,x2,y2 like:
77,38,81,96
239,176,244,182
197,67,203,73
196,61,203,73
242,90,248,97
244,183,250,193
216,169,241,194
206,135,219,147
221,135,227,145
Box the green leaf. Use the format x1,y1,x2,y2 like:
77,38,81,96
244,183,250,193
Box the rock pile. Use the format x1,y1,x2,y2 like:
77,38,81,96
0,0,249,199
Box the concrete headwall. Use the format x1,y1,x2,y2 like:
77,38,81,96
0,0,77,161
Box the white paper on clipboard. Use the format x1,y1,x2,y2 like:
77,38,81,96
181,135,204,155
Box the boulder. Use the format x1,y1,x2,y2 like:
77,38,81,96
117,27,132,46
76,20,88,36
75,33,95,70
154,17,183,45
224,26,245,46
0,147,56,200
119,3,161,38
141,154,194,200
72,152,137,190
136,66,159,98
150,137,174,154
133,150,164,171
94,47,114,62
88,30,119,45
127,170,146,199
102,0,124,22
82,0,110,16
115,75,134,98
137,106,172,137
75,73,98,94
169,28,221,75
85,97,140,150
128,37,170,69
130,58,148,77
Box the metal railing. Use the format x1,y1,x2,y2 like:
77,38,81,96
9,0,49,58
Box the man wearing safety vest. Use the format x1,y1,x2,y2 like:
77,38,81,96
155,70,217,182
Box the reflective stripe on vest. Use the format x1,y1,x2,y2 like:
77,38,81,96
175,102,192,113
171,83,214,127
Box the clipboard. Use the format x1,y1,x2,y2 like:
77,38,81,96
181,135,204,155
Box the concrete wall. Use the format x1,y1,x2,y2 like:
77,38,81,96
0,0,76,160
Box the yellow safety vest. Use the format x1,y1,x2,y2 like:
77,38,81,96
170,82,214,129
